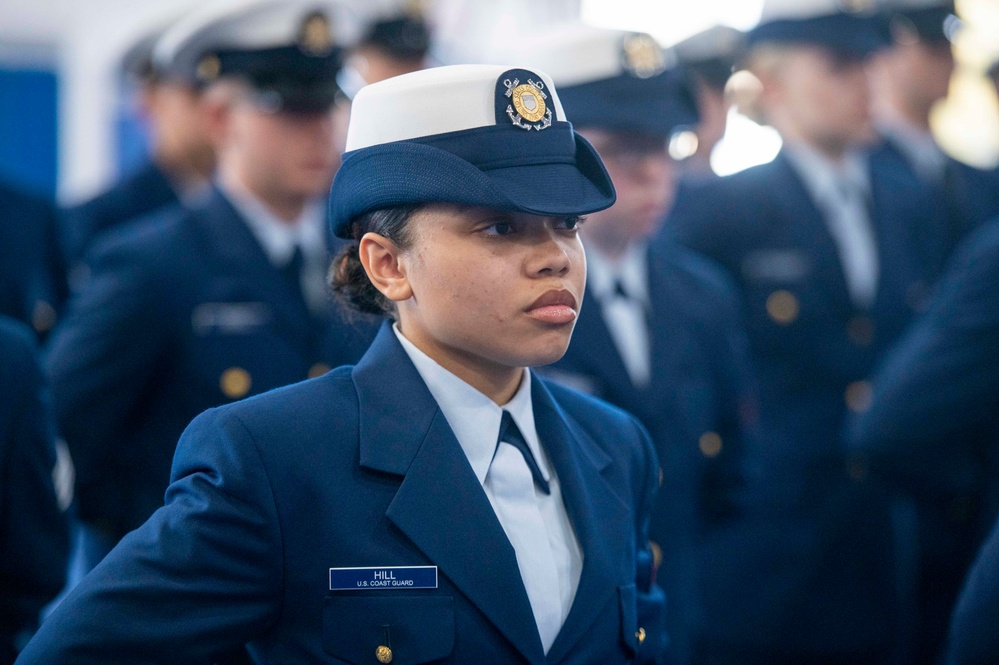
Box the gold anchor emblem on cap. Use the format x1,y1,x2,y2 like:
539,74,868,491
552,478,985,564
622,33,667,79
196,54,222,82
503,77,552,131
299,11,334,55
838,0,875,14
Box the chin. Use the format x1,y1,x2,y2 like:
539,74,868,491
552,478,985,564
518,331,574,368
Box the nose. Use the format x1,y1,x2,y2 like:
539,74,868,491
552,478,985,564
528,226,574,278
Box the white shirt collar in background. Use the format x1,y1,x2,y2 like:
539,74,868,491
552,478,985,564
585,241,649,306
219,177,327,267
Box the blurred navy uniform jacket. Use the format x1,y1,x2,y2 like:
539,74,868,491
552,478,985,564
0,316,69,663
869,138,999,278
18,324,666,665
848,219,999,648
946,514,999,665
46,186,378,541
664,149,936,658
0,181,67,339
59,161,180,266
544,240,756,658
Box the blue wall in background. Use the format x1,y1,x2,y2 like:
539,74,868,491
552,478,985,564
0,67,58,199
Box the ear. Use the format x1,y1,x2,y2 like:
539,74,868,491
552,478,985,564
358,232,413,303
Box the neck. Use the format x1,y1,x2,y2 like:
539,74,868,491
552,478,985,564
876,102,933,136
397,321,524,406
219,167,306,223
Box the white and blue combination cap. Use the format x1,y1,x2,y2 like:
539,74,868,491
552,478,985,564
749,0,891,56
328,64,617,238
153,0,362,112
494,25,700,138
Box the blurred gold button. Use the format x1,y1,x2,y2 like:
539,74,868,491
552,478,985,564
636,627,646,644
766,290,799,325
31,300,57,333
650,540,663,569
846,316,874,347
699,431,723,458
220,367,252,399
375,645,393,663
845,380,873,413
308,362,331,379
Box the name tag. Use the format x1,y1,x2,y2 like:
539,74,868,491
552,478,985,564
329,566,438,591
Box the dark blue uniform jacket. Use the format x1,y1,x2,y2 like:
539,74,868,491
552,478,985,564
46,187,378,539
18,324,666,665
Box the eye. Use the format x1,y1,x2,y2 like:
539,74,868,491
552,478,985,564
557,216,585,231
483,220,516,236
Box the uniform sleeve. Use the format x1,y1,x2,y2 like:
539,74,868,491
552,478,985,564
45,235,171,494
845,224,999,497
0,326,68,650
630,417,668,664
663,178,732,262
945,518,999,665
16,407,284,664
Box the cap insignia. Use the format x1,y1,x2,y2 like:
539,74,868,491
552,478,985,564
196,54,222,82
622,33,666,79
838,0,876,15
299,12,334,55
504,78,552,131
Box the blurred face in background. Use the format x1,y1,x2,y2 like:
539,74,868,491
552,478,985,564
871,35,955,124
576,128,675,258
753,45,875,156
141,81,216,181
207,81,340,219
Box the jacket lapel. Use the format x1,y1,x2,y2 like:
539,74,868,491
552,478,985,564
532,379,632,664
189,187,317,341
769,153,855,316
352,325,546,665
571,288,646,414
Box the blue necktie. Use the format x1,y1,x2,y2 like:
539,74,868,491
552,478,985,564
497,411,550,495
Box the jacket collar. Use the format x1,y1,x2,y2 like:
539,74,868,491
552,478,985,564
352,324,628,663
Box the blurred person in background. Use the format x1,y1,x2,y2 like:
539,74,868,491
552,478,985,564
672,25,744,180
59,15,217,269
0,315,69,664
847,217,999,664
0,181,66,340
523,25,758,665
332,8,431,156
45,0,379,581
868,0,999,277
664,0,942,661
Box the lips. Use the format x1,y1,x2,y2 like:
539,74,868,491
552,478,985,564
526,289,578,325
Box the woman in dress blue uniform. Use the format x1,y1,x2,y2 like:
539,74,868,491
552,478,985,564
17,61,666,665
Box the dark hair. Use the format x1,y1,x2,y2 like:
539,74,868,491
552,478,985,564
329,205,422,318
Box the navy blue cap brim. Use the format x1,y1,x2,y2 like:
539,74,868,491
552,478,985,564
748,14,890,56
557,68,701,137
329,123,616,238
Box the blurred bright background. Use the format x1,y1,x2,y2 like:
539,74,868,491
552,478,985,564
0,0,996,201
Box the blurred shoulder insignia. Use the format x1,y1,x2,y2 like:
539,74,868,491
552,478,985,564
299,11,334,55
504,78,552,131
622,33,666,79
